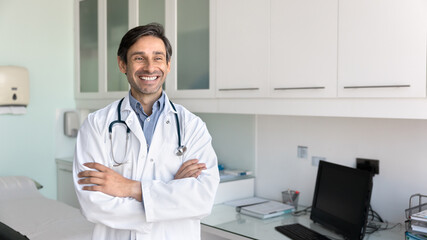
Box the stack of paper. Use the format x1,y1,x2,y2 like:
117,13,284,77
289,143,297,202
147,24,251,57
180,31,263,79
412,210,427,222
239,200,294,219
411,210,427,234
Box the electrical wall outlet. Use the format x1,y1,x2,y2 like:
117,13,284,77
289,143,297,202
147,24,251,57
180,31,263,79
297,146,308,159
312,156,326,166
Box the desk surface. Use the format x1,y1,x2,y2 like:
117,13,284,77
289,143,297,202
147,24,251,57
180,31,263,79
201,205,404,240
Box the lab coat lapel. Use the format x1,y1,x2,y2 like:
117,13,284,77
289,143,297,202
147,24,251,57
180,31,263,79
121,95,146,146
119,95,149,180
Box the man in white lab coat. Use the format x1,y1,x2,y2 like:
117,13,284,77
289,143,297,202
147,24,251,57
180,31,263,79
73,23,220,240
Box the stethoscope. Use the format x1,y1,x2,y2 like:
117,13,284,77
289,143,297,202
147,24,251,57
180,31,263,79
109,98,187,166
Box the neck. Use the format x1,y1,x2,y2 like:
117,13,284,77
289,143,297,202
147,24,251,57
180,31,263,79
131,90,162,116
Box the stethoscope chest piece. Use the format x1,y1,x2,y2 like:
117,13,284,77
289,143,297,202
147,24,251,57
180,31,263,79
176,145,187,156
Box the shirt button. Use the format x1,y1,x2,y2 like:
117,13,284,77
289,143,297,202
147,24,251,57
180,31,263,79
147,117,151,122
150,158,154,162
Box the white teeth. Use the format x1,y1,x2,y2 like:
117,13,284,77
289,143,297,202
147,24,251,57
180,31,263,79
140,76,157,81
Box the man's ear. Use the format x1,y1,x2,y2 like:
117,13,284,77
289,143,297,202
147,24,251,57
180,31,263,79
118,56,127,74
166,60,171,73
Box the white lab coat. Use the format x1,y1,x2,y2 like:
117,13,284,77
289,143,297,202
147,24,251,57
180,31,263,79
73,93,219,240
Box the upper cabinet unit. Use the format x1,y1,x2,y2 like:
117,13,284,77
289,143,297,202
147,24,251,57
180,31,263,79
270,0,338,98
215,0,269,98
75,0,427,119
338,0,427,98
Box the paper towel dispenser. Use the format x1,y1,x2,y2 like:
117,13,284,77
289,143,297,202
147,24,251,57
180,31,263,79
0,66,30,107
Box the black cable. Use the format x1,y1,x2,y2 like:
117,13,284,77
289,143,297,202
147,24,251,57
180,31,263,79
365,204,401,235
291,206,311,216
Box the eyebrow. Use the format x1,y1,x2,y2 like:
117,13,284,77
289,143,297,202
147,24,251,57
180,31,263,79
130,51,166,57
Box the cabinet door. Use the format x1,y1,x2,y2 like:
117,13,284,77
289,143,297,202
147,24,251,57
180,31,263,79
138,0,165,26
165,0,214,98
56,159,80,208
270,0,337,98
76,0,99,94
338,0,427,98
215,0,269,98
106,0,129,92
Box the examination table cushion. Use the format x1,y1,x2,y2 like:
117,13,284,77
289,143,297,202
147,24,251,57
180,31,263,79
0,176,94,240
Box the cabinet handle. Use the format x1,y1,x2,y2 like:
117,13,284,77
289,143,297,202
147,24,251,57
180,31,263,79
343,84,411,89
274,87,325,90
218,88,260,91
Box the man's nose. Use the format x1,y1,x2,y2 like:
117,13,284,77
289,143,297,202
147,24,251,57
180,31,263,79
143,60,155,72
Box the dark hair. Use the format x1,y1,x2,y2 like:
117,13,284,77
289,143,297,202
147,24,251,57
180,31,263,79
117,23,172,64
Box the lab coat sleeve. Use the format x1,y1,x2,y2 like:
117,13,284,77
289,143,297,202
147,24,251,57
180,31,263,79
142,116,220,222
73,115,151,233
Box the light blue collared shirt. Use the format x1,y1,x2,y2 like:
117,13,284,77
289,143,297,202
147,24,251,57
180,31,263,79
129,91,165,150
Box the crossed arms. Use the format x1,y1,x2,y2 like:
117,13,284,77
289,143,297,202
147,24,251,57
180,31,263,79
77,159,207,202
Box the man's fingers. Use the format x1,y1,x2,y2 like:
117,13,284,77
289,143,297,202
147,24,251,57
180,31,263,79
78,170,104,178
78,176,104,185
190,170,202,178
175,164,206,179
175,159,199,176
83,162,111,172
82,185,102,192
179,163,206,177
78,163,110,186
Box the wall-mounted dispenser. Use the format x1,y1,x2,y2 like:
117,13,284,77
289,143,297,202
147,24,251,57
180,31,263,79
64,111,80,137
0,66,29,114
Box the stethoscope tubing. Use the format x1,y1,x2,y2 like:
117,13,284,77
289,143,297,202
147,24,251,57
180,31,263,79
108,97,186,166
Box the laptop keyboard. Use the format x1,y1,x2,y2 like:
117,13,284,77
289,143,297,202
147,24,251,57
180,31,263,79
275,223,330,240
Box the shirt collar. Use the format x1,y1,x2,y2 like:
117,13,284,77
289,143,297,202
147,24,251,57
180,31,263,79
128,91,165,116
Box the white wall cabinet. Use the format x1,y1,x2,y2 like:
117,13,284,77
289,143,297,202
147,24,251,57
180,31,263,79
270,0,338,98
75,0,427,119
338,0,427,98
215,0,269,98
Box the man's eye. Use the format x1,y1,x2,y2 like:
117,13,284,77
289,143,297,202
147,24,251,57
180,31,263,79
134,57,144,62
155,57,163,61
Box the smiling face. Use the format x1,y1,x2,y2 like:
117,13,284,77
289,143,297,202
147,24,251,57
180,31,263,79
118,35,171,101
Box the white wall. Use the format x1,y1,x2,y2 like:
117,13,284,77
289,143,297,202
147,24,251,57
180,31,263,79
0,0,75,199
197,113,256,172
256,115,427,223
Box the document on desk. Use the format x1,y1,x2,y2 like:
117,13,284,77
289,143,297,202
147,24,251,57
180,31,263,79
224,197,268,207
240,201,295,219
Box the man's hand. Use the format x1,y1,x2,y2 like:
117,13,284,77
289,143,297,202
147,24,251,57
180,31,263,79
174,159,207,180
78,162,142,202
